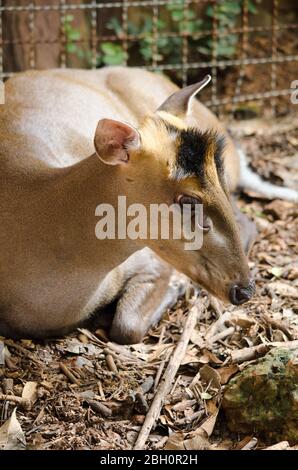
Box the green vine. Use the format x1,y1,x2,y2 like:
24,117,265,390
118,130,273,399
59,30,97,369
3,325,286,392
63,1,258,74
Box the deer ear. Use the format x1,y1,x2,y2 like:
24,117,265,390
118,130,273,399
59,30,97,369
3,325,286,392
157,75,211,118
94,119,141,165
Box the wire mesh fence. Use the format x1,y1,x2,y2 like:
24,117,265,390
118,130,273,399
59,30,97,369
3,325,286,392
0,0,297,115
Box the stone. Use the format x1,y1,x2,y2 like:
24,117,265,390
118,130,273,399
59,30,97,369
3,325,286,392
222,348,298,444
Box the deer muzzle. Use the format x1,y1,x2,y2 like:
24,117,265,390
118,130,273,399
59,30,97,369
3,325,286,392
229,278,255,305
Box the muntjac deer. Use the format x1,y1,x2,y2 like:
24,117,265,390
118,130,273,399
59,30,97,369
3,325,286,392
0,67,296,343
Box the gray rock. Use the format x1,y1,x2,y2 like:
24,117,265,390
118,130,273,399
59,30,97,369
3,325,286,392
222,348,298,444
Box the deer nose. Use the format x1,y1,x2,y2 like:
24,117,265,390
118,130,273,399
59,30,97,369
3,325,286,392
229,279,255,305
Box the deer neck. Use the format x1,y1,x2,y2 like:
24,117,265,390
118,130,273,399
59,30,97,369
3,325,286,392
43,153,141,274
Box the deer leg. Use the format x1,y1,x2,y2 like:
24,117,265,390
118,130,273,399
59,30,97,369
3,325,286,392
109,268,188,345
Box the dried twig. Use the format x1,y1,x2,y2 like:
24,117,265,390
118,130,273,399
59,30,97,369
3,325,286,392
153,360,165,391
241,437,258,450
133,298,206,450
207,326,235,345
231,344,270,363
104,351,118,373
59,362,80,385
264,441,290,450
4,339,41,364
101,347,141,366
231,340,298,364
270,340,298,349
262,314,296,340
175,409,205,426
86,399,112,417
208,295,223,317
0,393,31,409
97,380,105,401
205,311,232,342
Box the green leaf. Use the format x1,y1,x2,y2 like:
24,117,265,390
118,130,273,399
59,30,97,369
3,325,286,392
186,10,196,20
219,2,241,15
156,19,166,31
101,42,127,65
167,0,183,11
66,43,77,54
254,210,266,218
107,17,123,36
68,30,81,41
65,14,74,23
201,392,212,400
102,53,127,65
217,43,236,58
171,10,184,22
206,5,214,17
100,42,119,55
270,267,284,278
248,1,258,14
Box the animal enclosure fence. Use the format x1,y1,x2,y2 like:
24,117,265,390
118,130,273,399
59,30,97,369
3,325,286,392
0,0,297,116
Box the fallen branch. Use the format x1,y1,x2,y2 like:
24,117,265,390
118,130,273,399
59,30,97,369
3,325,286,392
86,399,112,417
241,437,258,450
133,298,206,450
153,360,165,391
264,441,290,451
4,339,41,364
271,340,298,349
231,340,298,364
208,295,223,317
261,314,295,340
0,393,31,410
207,326,235,345
205,311,232,342
59,362,80,385
104,351,118,373
78,328,143,363
102,347,140,367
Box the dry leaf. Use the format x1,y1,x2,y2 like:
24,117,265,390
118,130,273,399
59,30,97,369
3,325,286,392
217,365,239,385
181,353,202,365
22,381,38,404
200,410,219,437
199,365,221,391
181,346,202,365
58,338,102,356
190,329,205,348
268,281,298,299
201,392,212,400
184,433,210,450
172,399,197,412
0,408,26,450
201,349,223,365
164,432,185,450
230,314,256,329
206,398,218,415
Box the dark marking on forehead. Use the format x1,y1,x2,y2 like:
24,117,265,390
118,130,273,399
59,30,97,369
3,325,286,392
177,127,226,184
213,134,226,180
157,118,226,184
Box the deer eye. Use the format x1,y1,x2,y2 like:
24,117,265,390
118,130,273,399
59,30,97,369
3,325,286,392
177,195,212,232
177,195,201,210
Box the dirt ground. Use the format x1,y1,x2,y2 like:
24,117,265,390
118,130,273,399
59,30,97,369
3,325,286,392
0,113,297,451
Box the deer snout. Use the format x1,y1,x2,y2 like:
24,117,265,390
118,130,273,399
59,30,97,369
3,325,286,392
229,278,255,305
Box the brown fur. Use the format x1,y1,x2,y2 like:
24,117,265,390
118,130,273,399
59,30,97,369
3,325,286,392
0,67,252,340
